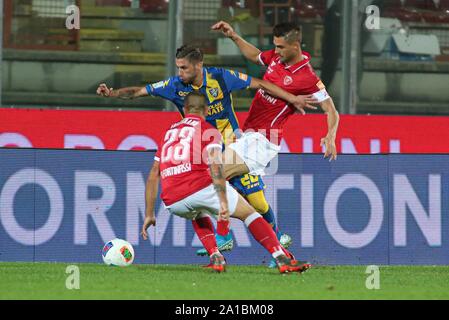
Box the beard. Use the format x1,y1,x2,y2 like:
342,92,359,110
280,53,294,64
181,77,194,85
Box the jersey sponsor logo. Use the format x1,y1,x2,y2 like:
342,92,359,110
258,89,277,104
152,80,170,89
177,91,190,97
238,73,248,81
151,79,170,89
208,101,224,115
284,76,293,86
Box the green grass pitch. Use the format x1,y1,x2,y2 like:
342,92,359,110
1,262,449,300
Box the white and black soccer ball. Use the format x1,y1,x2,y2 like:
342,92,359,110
102,238,135,267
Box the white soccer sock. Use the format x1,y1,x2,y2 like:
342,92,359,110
271,249,284,259
210,249,220,257
244,212,262,227
244,212,284,259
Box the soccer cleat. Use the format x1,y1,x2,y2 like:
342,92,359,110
196,233,234,256
275,254,311,274
268,249,295,269
282,247,296,260
268,258,278,269
279,233,292,249
203,253,226,273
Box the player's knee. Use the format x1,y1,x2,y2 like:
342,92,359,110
233,195,257,221
246,191,269,214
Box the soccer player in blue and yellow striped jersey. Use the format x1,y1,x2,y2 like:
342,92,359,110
97,45,301,267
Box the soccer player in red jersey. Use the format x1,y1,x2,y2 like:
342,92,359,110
140,91,311,274
212,21,340,179
97,45,317,265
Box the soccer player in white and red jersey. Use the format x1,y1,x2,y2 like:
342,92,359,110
140,91,311,274
212,21,339,179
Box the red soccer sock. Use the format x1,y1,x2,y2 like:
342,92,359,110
216,220,230,237
245,213,284,257
192,216,219,256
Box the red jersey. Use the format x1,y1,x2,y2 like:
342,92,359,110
154,115,222,206
243,50,330,144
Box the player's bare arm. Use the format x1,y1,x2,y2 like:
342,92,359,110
208,146,230,221
249,77,319,113
211,21,261,65
96,83,148,100
319,98,339,161
141,160,159,240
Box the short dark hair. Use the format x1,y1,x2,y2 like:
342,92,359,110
273,22,302,44
184,91,207,113
176,45,203,64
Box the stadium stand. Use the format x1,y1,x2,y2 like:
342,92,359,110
1,0,449,114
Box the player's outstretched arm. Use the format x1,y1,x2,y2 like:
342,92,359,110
319,98,339,161
211,21,261,65
250,78,319,113
208,146,230,221
97,83,148,100
141,161,159,240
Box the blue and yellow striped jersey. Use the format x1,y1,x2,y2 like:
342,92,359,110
146,67,252,145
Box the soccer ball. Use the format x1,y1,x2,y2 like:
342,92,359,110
102,238,135,267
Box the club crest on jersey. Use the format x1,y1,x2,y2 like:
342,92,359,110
209,88,219,98
284,76,293,86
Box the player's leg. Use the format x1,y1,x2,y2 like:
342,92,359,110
195,219,234,256
195,149,248,257
228,174,292,244
245,189,293,268
194,173,277,257
245,190,281,238
195,172,255,256
230,175,292,246
245,189,292,246
222,147,250,179
191,212,226,272
165,188,226,272
195,204,233,256
229,192,311,274
191,212,219,256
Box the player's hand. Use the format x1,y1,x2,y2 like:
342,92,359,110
291,95,319,115
140,215,156,240
96,83,113,97
320,135,337,161
219,202,230,222
211,21,237,40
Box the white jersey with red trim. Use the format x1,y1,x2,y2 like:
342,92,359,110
243,49,330,144
154,115,223,206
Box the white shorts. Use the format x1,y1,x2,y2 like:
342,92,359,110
228,132,281,176
164,182,239,220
